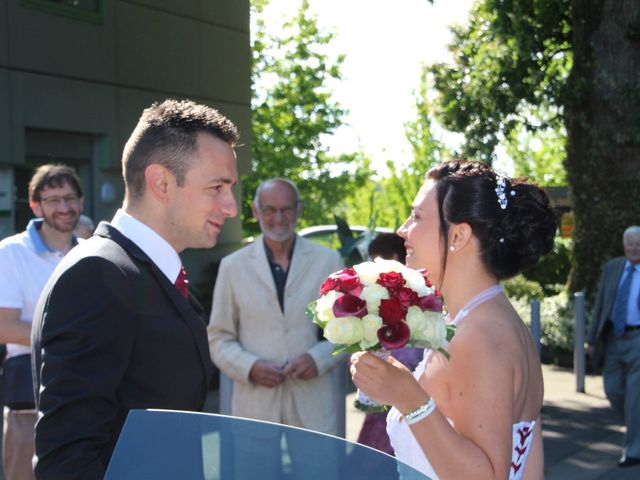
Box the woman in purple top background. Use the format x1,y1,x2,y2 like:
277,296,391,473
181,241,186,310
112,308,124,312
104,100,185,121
356,232,423,455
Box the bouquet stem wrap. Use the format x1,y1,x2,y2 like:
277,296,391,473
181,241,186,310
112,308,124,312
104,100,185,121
354,349,391,413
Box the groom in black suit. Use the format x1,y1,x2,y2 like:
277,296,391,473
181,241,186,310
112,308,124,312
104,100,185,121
31,99,240,479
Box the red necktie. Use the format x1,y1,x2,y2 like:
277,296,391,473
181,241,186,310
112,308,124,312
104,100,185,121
175,266,189,299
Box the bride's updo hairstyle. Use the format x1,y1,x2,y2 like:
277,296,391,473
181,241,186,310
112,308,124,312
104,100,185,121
426,160,558,281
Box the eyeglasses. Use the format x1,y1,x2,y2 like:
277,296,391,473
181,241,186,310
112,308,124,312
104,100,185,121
259,204,298,217
39,194,81,208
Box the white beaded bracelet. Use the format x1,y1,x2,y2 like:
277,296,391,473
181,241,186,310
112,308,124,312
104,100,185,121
405,398,437,425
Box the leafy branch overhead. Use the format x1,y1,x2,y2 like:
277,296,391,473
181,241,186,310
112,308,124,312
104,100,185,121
248,0,371,235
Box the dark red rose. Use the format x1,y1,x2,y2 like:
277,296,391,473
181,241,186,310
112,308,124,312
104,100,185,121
378,298,406,324
377,321,410,349
415,294,443,312
396,287,418,309
377,271,406,292
319,276,340,295
333,294,367,318
335,267,364,296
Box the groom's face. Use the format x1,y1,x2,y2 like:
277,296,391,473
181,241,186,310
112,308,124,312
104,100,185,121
165,133,238,252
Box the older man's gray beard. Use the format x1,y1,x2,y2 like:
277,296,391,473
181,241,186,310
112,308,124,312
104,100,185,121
260,221,296,243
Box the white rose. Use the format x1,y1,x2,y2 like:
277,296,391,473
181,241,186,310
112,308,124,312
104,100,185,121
353,261,380,285
373,257,404,273
406,306,427,336
406,307,448,349
315,290,343,324
360,314,382,349
324,316,364,345
360,284,390,315
403,267,432,297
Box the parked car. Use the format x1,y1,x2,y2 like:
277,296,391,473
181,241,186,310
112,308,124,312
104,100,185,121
299,224,394,261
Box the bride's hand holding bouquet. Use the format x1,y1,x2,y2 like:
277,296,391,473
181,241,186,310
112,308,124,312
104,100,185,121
306,257,454,411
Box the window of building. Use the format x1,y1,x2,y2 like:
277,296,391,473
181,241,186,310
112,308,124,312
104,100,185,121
22,0,103,24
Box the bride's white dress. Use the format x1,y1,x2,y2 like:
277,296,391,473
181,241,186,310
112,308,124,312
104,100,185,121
387,285,536,480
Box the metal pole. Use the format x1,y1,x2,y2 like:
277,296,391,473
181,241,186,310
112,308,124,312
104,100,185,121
574,292,585,393
530,299,541,356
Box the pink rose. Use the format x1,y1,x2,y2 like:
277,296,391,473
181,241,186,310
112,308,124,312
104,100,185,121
417,268,433,288
335,267,364,296
396,287,418,309
333,294,367,318
378,298,406,324
377,321,410,349
415,294,443,312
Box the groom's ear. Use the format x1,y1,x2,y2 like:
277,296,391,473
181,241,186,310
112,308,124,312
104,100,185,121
449,222,473,251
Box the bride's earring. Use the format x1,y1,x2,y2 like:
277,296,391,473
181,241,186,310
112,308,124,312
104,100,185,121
449,245,455,252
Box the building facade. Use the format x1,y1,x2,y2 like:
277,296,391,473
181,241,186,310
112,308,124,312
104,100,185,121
0,0,251,287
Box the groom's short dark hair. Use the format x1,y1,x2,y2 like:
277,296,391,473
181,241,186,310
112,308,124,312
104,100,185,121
122,99,239,200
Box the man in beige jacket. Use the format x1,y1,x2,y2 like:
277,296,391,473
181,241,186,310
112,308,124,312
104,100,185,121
208,178,343,440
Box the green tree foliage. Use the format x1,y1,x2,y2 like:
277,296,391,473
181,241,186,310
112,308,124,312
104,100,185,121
430,0,571,163
428,0,640,297
248,0,371,234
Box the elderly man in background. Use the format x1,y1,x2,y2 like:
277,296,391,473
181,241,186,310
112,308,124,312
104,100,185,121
208,178,343,474
589,225,640,468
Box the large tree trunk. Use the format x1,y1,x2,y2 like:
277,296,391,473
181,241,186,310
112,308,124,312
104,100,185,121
565,0,640,298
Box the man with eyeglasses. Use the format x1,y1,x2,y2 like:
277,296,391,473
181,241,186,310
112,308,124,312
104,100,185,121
208,178,343,477
0,163,83,480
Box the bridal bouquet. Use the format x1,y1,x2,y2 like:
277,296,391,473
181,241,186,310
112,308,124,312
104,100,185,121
307,258,453,355
307,258,454,411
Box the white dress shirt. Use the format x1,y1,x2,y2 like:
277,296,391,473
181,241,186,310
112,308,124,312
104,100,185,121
110,209,182,284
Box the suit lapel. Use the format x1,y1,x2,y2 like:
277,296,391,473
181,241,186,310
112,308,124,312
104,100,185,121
94,222,212,377
249,236,279,294
286,236,313,290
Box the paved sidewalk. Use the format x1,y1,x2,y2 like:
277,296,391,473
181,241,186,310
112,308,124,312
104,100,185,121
345,364,640,479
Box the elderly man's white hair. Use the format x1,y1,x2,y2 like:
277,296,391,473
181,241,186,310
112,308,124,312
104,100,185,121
253,178,301,209
623,225,640,243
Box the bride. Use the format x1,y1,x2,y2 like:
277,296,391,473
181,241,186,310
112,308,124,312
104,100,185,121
351,160,557,480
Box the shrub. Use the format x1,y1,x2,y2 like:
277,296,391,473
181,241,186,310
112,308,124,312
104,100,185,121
521,236,573,296
505,281,578,366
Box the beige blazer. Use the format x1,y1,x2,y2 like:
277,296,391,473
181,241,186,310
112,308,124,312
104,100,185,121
208,235,343,434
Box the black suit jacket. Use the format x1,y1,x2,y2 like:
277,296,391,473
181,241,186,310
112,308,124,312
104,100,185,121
31,222,213,479
588,256,627,367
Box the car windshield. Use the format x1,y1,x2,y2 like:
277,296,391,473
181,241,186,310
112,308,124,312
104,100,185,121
106,409,431,480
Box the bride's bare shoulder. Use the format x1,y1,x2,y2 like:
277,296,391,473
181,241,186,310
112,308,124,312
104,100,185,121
447,301,524,365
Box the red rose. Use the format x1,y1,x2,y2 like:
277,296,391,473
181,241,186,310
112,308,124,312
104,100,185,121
378,298,406,324
333,294,367,318
319,276,339,295
396,287,418,309
415,294,443,312
335,267,364,296
377,271,406,292
377,321,410,349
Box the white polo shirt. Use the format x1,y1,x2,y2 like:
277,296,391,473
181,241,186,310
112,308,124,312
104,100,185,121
0,219,78,358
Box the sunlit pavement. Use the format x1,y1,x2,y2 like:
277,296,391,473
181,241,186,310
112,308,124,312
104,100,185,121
346,364,640,479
